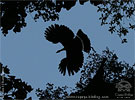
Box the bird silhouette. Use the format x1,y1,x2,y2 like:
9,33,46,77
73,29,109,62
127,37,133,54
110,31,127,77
45,24,91,76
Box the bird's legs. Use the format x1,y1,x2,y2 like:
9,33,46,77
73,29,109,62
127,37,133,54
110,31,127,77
56,48,65,53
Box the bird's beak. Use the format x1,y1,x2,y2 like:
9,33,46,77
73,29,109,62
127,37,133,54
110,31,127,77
56,48,65,53
56,50,61,53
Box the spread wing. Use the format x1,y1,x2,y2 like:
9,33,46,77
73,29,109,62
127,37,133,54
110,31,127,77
45,24,74,46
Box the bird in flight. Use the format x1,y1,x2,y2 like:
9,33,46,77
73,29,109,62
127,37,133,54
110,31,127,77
45,24,91,76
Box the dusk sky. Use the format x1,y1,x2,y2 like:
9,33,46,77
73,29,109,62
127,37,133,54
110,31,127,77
1,1,134,99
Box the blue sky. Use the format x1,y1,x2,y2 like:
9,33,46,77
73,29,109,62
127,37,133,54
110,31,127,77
0,1,134,99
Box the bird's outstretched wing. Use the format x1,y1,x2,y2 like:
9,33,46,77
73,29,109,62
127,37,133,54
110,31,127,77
45,24,74,45
77,29,91,53
59,50,84,76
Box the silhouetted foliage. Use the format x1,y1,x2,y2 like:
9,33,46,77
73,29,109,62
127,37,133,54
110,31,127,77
0,0,58,35
1,0,134,43
45,24,91,76
97,0,135,43
0,63,33,100
36,83,69,100
35,48,134,99
71,47,134,99
56,0,77,12
79,47,134,84
90,0,104,6
56,0,135,43
56,0,103,12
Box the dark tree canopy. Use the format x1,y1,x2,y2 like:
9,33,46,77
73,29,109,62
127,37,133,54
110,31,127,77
56,0,103,12
97,0,135,43
57,0,135,43
0,63,33,100
0,0,58,36
45,24,91,76
36,83,69,100
56,0,77,12
71,47,134,99
1,0,134,43
35,48,134,99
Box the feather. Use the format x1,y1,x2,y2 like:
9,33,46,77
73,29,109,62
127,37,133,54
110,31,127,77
45,24,74,44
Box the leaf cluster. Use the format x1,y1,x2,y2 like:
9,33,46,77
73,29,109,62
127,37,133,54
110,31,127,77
97,0,135,43
36,83,69,100
0,0,58,35
0,63,33,100
79,47,134,86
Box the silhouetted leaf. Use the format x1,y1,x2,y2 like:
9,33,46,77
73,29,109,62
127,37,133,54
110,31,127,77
122,39,127,43
0,63,33,99
3,66,10,74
